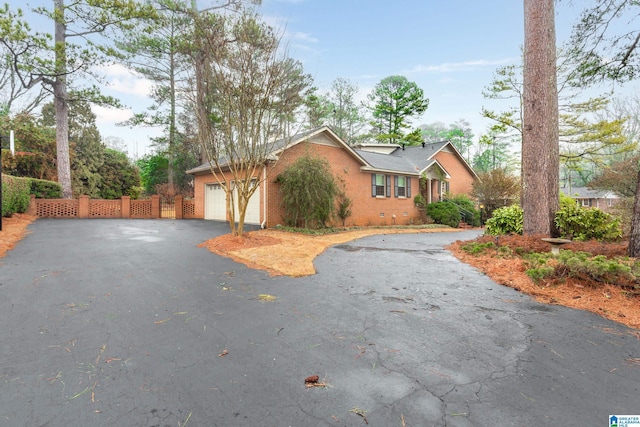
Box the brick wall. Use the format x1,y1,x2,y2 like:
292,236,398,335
265,140,423,228
432,150,475,196
190,137,478,228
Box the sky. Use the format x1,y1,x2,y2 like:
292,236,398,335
11,0,587,158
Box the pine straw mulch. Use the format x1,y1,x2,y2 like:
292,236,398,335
199,227,455,277
0,213,36,258
447,234,640,330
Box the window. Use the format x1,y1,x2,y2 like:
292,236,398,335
441,181,450,195
581,199,591,207
394,176,411,198
375,174,385,196
371,174,391,197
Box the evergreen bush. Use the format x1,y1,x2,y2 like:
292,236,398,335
484,205,523,235
29,178,62,198
2,175,30,216
426,201,461,228
448,194,480,226
277,154,338,228
554,203,622,241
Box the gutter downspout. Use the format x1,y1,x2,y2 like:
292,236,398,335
261,165,267,229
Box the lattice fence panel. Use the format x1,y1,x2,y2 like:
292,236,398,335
183,200,196,218
131,200,152,218
89,200,122,218
36,200,79,218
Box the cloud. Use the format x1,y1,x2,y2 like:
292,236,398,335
91,104,133,125
100,64,153,97
290,31,318,43
405,58,518,74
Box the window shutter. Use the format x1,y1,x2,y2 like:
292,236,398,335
394,176,398,198
407,177,411,198
371,174,376,197
386,175,391,198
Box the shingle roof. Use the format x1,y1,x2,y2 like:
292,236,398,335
355,141,451,175
355,149,419,174
186,127,330,175
186,125,470,178
564,186,619,199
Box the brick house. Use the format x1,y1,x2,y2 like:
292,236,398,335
564,186,622,213
186,126,478,227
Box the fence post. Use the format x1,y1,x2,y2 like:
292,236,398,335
121,196,131,218
79,195,89,218
28,194,36,216
175,195,183,219
151,195,160,218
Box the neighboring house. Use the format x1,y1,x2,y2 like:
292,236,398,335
186,126,478,227
564,186,622,212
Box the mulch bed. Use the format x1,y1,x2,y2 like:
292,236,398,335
447,234,640,330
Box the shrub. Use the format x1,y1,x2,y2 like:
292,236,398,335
277,154,337,228
485,205,523,235
557,250,634,283
461,241,496,255
2,175,30,216
127,186,144,200
413,194,426,209
554,203,622,241
526,266,556,283
29,178,62,198
448,194,480,226
336,193,352,226
426,201,461,228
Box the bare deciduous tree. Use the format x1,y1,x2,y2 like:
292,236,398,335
189,10,311,236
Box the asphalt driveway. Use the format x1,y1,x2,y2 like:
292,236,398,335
0,219,638,426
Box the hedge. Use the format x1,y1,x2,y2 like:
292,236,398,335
1,175,30,217
29,178,62,199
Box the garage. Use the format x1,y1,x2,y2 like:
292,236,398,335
204,183,226,221
233,180,260,225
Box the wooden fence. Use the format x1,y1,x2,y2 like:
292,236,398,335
28,195,197,219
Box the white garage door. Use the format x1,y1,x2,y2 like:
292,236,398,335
233,180,260,225
204,183,226,221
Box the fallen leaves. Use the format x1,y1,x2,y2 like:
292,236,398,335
218,349,228,357
304,374,327,388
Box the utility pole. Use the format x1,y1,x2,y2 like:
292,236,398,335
0,131,16,231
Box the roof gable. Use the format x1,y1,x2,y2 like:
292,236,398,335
186,125,367,175
356,141,477,179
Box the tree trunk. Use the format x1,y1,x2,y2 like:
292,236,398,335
168,46,176,187
522,0,560,236
627,171,640,256
54,0,73,199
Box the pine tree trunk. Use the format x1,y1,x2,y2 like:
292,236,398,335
627,171,640,257
522,0,560,236
54,0,73,199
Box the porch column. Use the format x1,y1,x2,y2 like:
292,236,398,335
427,178,432,204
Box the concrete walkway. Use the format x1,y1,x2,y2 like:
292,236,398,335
0,219,638,426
